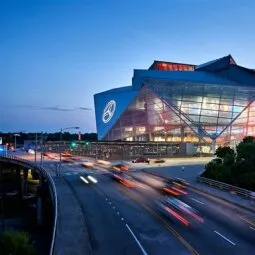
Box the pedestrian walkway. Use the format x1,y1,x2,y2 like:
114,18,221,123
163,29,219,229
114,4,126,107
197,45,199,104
53,177,92,255
145,168,255,213
188,179,255,213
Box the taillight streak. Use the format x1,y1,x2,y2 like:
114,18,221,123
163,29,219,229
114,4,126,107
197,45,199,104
164,206,189,226
163,187,179,196
179,205,204,223
172,187,188,195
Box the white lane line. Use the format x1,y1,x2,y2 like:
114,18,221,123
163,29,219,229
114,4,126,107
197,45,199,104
125,224,149,255
249,226,255,231
214,231,236,246
191,198,204,205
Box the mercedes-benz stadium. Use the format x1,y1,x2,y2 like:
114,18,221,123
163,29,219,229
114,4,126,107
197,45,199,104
94,55,255,151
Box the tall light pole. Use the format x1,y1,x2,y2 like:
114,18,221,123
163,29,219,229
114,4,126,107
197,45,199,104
58,126,79,176
13,130,26,152
13,134,20,152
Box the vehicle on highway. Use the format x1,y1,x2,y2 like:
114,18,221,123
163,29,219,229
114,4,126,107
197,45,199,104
61,152,73,157
112,171,136,188
161,182,188,196
112,163,129,171
28,149,35,155
157,197,204,226
132,157,150,164
81,160,94,168
80,175,98,184
97,159,111,166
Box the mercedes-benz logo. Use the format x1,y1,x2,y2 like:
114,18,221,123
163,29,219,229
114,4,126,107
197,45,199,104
102,100,116,123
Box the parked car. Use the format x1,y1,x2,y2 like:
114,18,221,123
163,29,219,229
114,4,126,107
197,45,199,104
154,158,165,163
132,157,150,163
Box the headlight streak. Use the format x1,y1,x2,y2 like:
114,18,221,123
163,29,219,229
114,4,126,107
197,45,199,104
80,176,89,184
87,175,98,183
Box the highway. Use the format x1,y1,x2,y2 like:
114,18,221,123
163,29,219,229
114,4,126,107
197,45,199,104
12,151,255,255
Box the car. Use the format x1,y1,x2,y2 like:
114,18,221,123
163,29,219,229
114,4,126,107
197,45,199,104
81,160,94,168
112,172,136,188
132,157,150,163
112,164,129,171
157,197,204,226
154,158,165,163
61,152,73,157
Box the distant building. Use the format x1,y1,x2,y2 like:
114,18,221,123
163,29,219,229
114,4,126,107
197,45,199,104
94,55,255,149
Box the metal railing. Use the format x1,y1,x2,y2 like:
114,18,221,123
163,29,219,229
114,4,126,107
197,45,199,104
0,156,57,255
197,176,253,199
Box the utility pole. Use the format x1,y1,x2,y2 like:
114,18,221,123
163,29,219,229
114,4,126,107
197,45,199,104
35,133,37,163
40,132,43,166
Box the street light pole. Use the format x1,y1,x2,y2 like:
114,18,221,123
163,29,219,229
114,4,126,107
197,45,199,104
13,134,20,152
35,133,37,163
40,132,44,166
58,126,79,176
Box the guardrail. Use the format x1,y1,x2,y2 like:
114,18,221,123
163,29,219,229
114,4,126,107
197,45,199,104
197,176,254,199
0,156,57,255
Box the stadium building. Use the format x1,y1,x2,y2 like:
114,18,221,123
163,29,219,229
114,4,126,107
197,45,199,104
94,55,255,152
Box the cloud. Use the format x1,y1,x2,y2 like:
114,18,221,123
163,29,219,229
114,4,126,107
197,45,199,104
42,106,74,112
76,107,92,111
15,104,92,112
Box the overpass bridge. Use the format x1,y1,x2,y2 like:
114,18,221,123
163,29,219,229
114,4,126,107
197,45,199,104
0,156,57,255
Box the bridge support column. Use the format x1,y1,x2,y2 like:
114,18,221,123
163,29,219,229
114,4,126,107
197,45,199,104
22,168,28,195
36,185,43,226
15,166,22,201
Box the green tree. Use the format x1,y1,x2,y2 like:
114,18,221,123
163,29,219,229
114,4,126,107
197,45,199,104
0,230,35,255
215,146,235,159
242,136,255,143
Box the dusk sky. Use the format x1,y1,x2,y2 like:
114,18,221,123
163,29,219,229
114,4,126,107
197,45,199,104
1,0,255,133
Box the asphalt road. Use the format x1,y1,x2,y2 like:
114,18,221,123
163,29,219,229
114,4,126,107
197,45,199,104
13,152,255,255
129,171,255,255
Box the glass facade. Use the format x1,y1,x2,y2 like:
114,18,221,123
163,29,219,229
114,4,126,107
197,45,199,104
103,81,255,146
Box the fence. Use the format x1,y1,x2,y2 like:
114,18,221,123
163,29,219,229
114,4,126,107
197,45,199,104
196,176,253,199
0,156,57,255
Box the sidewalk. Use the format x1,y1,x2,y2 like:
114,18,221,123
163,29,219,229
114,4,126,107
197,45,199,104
188,179,255,213
53,177,92,255
146,167,255,213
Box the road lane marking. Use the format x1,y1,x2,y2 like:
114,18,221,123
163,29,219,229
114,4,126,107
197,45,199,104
214,231,236,246
119,187,199,255
249,226,255,231
125,224,149,255
191,198,204,204
240,216,255,228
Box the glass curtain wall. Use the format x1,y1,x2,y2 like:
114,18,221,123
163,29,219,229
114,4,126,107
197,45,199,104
103,81,255,147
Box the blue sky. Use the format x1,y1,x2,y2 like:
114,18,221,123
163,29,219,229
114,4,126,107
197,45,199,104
1,0,255,133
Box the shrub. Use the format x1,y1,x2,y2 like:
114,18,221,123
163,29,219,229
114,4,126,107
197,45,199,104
0,230,35,255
